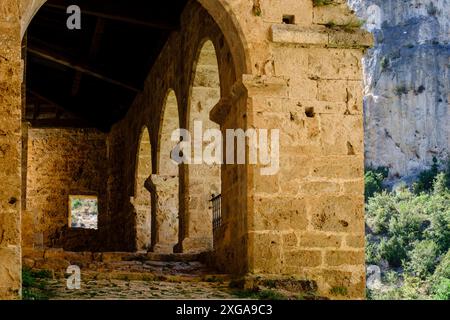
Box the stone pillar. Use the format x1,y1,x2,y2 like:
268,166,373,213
0,0,23,300
209,1,372,298
180,162,218,253
209,83,251,275
145,174,179,254
244,22,372,299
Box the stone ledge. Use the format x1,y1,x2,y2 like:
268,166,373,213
270,24,373,48
230,274,327,300
210,75,289,125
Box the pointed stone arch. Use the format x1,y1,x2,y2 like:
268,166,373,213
132,126,152,251
20,0,251,76
147,89,180,253
181,39,221,253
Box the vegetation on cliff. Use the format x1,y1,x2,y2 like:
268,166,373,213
365,161,450,300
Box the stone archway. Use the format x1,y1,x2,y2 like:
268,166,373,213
132,126,152,252
146,90,180,254
20,0,251,76
181,40,221,253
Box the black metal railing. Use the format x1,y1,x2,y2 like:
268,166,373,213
211,194,222,232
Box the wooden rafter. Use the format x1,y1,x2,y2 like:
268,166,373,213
28,46,141,93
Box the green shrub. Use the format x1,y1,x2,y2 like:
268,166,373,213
387,195,426,245
433,278,450,300
232,289,288,300
366,162,450,300
431,250,450,299
366,235,381,265
22,268,52,300
313,0,334,7
72,198,83,210
380,57,390,72
404,240,440,279
378,237,407,267
433,172,450,195
365,167,388,201
423,192,450,253
413,157,440,193
394,85,409,96
366,191,397,233
365,172,385,201
432,250,450,280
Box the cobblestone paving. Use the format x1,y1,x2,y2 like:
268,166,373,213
46,278,238,300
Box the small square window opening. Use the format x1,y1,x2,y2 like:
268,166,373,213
282,15,295,24
69,195,98,230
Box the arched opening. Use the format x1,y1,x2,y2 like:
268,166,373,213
19,1,250,259
181,40,221,253
14,0,252,300
149,90,180,253
133,126,152,252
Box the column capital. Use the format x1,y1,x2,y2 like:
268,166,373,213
145,174,178,193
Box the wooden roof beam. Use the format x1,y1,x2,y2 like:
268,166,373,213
28,46,141,93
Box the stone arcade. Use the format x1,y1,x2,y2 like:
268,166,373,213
0,0,372,299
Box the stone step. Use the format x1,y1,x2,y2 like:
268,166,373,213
52,270,231,283
103,252,203,263
23,248,209,274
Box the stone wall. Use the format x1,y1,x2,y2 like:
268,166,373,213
182,40,221,253
133,127,152,252
1,0,373,300
0,0,23,300
23,128,108,251
74,0,372,299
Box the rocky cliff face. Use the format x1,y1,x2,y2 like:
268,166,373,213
348,0,449,181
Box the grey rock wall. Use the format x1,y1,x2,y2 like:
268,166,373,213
348,0,449,181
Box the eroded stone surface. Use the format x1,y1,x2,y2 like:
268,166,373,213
1,0,372,300
349,0,449,180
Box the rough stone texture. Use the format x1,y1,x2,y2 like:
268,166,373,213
0,0,371,300
132,127,152,251
0,0,22,299
147,175,179,253
23,128,107,251
182,40,221,253
349,0,449,181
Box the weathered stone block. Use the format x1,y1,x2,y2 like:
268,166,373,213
325,250,365,266
0,245,21,299
260,0,313,25
308,48,363,80
284,249,322,268
309,195,364,233
321,269,365,299
249,232,282,273
313,3,355,26
271,24,328,45
310,156,364,179
252,197,308,231
298,232,342,248
282,232,298,249
345,235,365,248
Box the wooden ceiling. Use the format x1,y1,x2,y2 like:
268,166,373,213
25,0,188,131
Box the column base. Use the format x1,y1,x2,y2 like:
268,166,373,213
152,243,176,254
179,237,213,253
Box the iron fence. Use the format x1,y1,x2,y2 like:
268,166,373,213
211,194,222,232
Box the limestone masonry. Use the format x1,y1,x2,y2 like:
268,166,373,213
0,0,373,300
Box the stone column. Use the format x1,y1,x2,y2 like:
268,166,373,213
180,162,219,253
0,0,23,300
145,174,179,254
244,22,372,299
